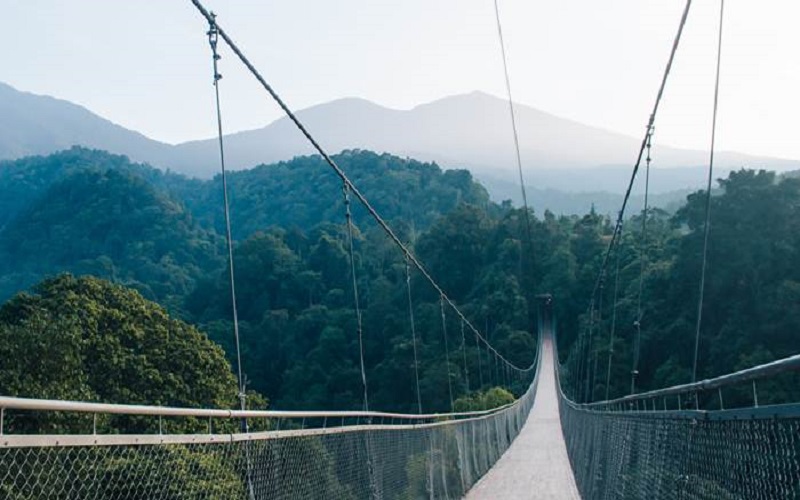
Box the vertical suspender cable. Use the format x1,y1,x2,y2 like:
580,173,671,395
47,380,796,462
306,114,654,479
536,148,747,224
591,277,605,402
343,184,370,412
631,126,654,394
405,258,423,413
492,0,533,237
475,331,485,389
206,15,254,500
486,0,542,398
604,225,623,401
583,300,597,402
440,296,455,412
344,183,378,500
460,319,470,392
206,13,247,419
693,0,725,383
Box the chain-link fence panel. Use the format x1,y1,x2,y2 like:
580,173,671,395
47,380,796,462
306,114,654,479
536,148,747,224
559,398,800,500
0,378,536,499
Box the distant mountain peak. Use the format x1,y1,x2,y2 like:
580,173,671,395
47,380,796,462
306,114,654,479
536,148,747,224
2,82,798,193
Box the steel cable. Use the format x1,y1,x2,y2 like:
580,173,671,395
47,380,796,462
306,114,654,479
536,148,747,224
692,0,725,384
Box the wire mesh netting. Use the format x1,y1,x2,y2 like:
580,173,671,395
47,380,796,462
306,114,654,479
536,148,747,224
0,381,536,499
559,399,800,500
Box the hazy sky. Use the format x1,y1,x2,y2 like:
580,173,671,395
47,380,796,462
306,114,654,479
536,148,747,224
4,1,799,161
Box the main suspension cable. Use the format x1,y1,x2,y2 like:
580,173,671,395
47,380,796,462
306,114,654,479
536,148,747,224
587,0,692,306
693,0,725,383
573,0,693,397
188,0,533,375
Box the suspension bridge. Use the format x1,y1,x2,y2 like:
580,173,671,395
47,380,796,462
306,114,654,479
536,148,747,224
2,0,800,498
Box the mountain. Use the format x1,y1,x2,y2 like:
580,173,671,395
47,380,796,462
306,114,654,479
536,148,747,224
170,92,800,194
3,82,799,201
0,82,173,165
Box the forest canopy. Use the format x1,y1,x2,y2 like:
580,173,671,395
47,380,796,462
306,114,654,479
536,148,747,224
0,147,798,414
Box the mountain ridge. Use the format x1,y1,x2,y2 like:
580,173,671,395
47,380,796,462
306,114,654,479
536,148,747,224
3,82,798,197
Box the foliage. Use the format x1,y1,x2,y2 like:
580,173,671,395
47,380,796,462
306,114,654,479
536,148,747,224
180,149,492,239
0,275,256,433
1,145,798,417
0,158,222,309
453,387,515,412
563,170,800,406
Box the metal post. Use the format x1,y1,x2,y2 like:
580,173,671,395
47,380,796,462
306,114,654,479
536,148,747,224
752,380,759,408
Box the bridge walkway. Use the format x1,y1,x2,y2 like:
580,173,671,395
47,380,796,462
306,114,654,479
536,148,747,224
465,335,580,499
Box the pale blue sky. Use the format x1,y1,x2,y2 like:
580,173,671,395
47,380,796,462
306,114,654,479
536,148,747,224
4,1,799,161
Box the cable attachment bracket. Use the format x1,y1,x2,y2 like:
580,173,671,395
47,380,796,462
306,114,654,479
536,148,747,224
207,12,222,83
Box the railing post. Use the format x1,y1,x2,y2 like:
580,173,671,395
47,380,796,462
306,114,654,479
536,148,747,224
752,380,759,408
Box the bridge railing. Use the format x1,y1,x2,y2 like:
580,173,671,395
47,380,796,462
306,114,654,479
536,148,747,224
556,341,800,499
582,352,800,414
0,355,540,499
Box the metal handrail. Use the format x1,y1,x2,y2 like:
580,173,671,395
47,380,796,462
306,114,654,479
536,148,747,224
0,395,520,423
583,352,800,410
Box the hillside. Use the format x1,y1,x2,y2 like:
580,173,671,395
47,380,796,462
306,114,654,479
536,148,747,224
0,148,490,303
181,150,491,239
0,165,222,306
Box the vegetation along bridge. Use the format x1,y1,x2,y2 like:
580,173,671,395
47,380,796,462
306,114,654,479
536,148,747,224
2,0,799,498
